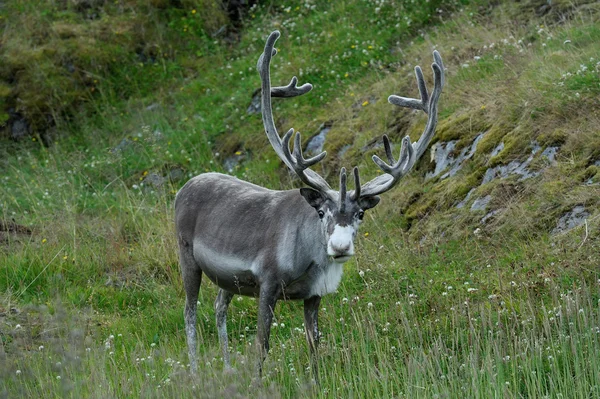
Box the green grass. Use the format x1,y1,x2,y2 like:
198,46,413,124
1,0,600,397
2,240,600,397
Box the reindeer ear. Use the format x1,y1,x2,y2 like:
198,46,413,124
359,195,380,210
300,188,326,209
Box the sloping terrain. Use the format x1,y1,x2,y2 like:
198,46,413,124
1,0,599,397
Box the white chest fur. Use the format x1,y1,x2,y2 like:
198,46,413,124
308,262,344,297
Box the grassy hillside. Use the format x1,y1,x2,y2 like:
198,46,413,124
1,0,600,397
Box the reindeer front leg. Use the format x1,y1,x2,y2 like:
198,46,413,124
215,289,234,369
304,295,321,383
256,283,280,378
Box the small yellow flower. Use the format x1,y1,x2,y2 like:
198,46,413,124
351,45,356,49
362,101,369,107
42,238,47,243
364,232,369,237
143,171,148,176
191,9,196,14
481,105,486,110
344,73,349,78
63,256,68,260
368,45,373,49
235,151,242,156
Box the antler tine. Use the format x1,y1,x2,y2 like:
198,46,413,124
258,30,332,193
412,60,443,161
359,51,444,198
383,135,396,165
271,76,313,98
350,167,361,201
433,50,445,87
292,131,326,168
339,167,347,212
388,66,428,112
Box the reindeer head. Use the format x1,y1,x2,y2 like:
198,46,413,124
258,31,444,263
299,167,380,262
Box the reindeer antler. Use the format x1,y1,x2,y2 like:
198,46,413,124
257,31,332,193
358,51,445,198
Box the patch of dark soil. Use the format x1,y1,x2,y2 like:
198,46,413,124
0,220,32,243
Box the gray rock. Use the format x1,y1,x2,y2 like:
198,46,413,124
541,146,558,164
247,89,261,114
224,153,245,173
456,188,475,209
427,140,457,179
483,160,532,184
482,142,559,184
10,117,29,141
305,124,331,154
552,206,590,234
142,173,166,188
427,133,485,180
111,138,133,154
471,195,492,211
490,142,505,157
481,209,502,224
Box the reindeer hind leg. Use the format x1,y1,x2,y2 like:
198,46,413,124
179,237,202,373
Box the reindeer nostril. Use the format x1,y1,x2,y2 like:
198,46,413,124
328,224,355,257
333,243,350,253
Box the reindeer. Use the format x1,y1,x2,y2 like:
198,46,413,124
174,30,444,377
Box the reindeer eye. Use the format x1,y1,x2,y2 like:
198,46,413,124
358,211,365,220
318,210,325,219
